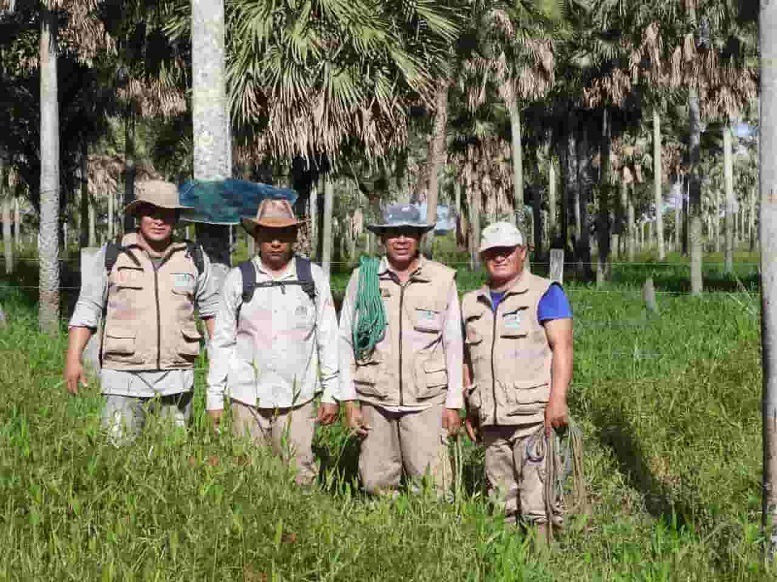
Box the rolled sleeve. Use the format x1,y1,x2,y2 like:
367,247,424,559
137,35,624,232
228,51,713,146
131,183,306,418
69,246,108,329
312,267,340,403
205,267,241,411
194,250,221,319
337,272,359,402
442,280,464,410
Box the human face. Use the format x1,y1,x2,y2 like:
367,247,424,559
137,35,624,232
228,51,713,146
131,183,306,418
137,204,176,246
256,226,296,271
381,227,422,268
482,245,526,287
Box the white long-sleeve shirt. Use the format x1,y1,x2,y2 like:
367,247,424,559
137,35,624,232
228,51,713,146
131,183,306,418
207,256,339,410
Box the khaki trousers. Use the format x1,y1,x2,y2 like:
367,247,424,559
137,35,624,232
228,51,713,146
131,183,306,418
231,399,318,486
102,393,192,446
358,402,452,494
483,424,561,525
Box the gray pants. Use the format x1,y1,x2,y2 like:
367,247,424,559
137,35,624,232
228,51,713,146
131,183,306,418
102,393,193,445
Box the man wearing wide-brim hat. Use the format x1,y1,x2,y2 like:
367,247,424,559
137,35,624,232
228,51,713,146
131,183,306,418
461,221,573,544
65,180,220,443
338,203,463,494
207,198,339,486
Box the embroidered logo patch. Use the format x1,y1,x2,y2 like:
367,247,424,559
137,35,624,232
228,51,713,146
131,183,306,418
173,272,195,289
503,311,522,330
295,305,308,317
417,309,437,321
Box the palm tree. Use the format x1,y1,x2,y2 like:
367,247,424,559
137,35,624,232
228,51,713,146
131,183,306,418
38,2,60,333
191,0,231,282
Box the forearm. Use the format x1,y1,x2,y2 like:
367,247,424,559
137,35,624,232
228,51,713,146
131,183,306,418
203,317,215,339
548,344,573,403
67,326,95,362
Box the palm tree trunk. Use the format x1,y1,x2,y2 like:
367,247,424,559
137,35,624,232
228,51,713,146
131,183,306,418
751,185,757,252
597,109,612,283
724,124,735,274
714,188,722,253
321,176,334,278
107,188,114,240
653,108,665,259
192,0,231,283
506,90,524,229
760,0,777,558
3,197,12,274
423,80,450,257
309,179,318,260
627,186,636,262
674,181,681,251
13,197,20,250
79,139,89,248
688,89,703,294
467,188,481,270
548,150,557,247
38,4,60,333
123,109,136,235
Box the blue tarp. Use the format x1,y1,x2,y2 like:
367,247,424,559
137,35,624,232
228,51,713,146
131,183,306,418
178,179,298,225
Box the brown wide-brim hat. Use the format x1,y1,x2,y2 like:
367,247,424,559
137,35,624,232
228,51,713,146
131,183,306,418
241,198,305,235
124,180,191,216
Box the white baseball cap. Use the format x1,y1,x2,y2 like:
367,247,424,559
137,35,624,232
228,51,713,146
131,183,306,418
479,221,524,253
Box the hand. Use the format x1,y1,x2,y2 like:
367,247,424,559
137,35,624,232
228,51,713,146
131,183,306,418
317,402,339,425
207,409,223,429
544,397,569,435
344,402,370,438
64,357,87,395
442,408,461,439
464,413,480,443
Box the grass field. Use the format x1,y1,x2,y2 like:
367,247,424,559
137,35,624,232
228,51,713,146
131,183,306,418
0,252,770,580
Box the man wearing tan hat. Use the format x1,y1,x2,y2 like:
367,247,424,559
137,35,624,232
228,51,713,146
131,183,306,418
339,204,463,495
461,221,573,542
206,199,339,485
65,180,220,443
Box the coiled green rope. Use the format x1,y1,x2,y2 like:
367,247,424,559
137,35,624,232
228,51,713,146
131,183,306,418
352,256,387,362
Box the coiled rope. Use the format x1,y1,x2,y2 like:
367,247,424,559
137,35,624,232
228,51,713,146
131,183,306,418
526,420,589,542
352,256,387,362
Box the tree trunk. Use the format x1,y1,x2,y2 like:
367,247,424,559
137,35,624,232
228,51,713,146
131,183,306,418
532,185,542,260
79,139,89,248
321,176,334,278
123,109,136,235
597,109,612,283
724,124,735,274
423,80,450,257
653,108,666,260
575,129,592,278
688,89,703,295
627,186,636,262
506,91,524,230
548,150,558,247
3,197,12,274
309,179,318,260
760,0,777,558
38,5,60,334
13,197,20,250
751,185,758,252
467,188,481,270
88,194,96,247
192,0,231,284
674,181,681,251
108,189,114,240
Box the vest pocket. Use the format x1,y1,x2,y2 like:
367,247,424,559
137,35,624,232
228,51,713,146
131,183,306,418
354,353,387,399
412,305,444,333
179,325,203,359
414,356,448,399
503,382,550,416
103,327,137,357
498,307,529,338
466,382,482,411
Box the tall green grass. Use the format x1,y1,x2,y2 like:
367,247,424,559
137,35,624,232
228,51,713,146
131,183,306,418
0,262,770,580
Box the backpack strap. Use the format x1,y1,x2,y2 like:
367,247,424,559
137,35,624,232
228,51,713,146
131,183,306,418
238,260,257,304
184,240,205,275
295,256,316,303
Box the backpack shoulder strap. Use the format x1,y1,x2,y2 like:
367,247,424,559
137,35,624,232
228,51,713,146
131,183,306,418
238,260,257,304
184,240,205,275
104,242,122,274
295,256,316,303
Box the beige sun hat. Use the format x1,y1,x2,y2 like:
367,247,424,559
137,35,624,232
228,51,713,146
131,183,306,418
479,221,524,253
240,198,304,235
123,180,191,216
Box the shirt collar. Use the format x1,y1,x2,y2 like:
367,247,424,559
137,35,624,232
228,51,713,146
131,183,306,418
378,254,430,282
476,271,529,303
253,255,296,279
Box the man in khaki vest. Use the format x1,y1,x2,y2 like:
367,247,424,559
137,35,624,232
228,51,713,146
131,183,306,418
206,199,339,486
339,204,463,494
64,180,220,443
462,222,573,540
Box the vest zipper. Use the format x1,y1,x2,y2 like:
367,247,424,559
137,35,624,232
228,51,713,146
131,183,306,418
154,268,161,369
491,301,499,425
398,282,407,406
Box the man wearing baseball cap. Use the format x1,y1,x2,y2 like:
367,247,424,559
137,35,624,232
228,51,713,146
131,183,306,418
461,221,573,542
339,204,463,495
206,199,339,486
65,180,220,443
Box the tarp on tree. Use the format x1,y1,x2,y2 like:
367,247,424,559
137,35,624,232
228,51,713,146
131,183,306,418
178,179,298,225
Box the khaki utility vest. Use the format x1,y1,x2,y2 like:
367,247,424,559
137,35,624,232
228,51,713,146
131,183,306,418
101,233,202,370
351,257,456,407
461,271,553,426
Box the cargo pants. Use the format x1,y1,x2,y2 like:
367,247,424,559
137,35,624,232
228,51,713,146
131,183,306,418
483,423,562,525
231,399,318,486
358,402,452,495
102,392,193,446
